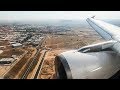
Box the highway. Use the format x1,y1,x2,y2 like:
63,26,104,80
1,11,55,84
33,50,47,79
20,36,46,79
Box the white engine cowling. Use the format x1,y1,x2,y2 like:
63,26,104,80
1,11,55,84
54,50,120,79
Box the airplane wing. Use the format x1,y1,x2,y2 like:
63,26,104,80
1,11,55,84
86,18,120,41
55,17,120,79
86,18,120,54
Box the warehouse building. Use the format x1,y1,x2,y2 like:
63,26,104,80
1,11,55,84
0,58,14,64
11,43,22,48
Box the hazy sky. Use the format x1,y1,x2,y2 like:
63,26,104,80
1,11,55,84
0,11,120,21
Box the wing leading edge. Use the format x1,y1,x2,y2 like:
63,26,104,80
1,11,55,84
86,17,120,54
86,18,120,41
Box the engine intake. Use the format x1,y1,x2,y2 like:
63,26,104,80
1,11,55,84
54,50,120,79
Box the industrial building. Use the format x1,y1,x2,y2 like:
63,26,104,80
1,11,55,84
11,43,22,48
0,58,14,64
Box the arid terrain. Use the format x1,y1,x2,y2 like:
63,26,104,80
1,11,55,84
0,11,120,79
0,25,105,79
39,28,105,79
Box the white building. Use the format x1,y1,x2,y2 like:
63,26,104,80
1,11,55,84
12,43,22,48
0,58,15,64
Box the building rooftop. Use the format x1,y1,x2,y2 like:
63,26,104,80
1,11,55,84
12,43,22,47
0,58,14,62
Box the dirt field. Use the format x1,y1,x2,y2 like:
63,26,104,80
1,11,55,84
0,48,24,59
43,31,104,50
40,49,68,79
40,29,105,79
3,47,36,79
0,28,105,79
0,48,26,78
0,40,12,50
0,40,9,46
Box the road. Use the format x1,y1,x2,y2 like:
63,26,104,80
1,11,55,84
20,36,46,79
33,50,47,79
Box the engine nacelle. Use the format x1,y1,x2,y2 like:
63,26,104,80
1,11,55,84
54,50,120,79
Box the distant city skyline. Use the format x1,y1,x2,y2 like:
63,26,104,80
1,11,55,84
0,11,120,21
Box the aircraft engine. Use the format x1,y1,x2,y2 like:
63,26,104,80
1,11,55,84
54,41,120,79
